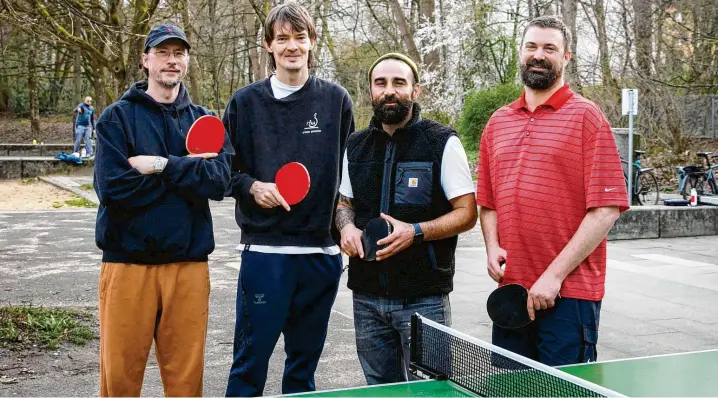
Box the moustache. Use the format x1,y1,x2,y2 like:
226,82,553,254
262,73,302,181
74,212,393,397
526,59,553,70
379,95,400,106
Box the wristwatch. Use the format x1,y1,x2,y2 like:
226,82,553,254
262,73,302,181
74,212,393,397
153,156,167,173
412,223,424,245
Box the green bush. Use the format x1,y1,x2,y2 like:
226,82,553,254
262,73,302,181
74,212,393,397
458,84,523,154
423,109,454,128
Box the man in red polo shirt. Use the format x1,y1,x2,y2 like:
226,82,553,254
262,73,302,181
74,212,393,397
476,15,629,366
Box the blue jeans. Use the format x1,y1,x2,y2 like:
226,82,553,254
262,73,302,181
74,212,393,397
73,125,92,156
353,293,451,385
491,298,601,366
225,251,343,397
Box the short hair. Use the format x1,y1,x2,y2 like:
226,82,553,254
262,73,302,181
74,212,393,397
264,2,317,72
521,15,572,52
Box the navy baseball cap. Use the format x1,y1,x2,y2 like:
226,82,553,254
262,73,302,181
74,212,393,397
143,24,191,53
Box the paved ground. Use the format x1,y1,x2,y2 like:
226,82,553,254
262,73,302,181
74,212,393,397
1,197,718,396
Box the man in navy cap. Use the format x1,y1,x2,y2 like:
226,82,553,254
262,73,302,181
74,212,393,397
93,23,232,397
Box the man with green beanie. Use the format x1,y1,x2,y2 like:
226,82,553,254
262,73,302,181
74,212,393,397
335,53,477,385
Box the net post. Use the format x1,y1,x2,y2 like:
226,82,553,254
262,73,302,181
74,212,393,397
410,313,421,366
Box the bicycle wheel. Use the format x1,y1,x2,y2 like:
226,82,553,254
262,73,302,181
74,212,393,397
705,177,717,196
637,171,660,205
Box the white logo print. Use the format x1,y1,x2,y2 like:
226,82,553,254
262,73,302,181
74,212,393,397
604,187,617,192
303,113,322,134
408,178,419,188
254,293,266,304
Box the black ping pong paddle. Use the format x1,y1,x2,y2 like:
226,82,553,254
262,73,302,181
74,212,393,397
361,217,393,262
487,283,533,329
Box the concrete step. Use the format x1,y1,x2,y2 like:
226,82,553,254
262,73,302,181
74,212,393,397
0,156,94,179
0,143,87,157
39,175,98,204
609,205,718,240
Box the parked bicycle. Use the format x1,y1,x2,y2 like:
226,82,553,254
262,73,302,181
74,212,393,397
622,150,660,205
677,152,717,200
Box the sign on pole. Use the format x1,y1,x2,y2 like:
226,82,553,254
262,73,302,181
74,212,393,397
622,89,638,205
622,89,638,116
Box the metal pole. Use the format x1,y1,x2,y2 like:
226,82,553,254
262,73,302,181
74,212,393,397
712,95,716,139
627,93,634,205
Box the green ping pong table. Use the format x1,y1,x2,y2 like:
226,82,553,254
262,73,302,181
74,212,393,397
294,349,718,397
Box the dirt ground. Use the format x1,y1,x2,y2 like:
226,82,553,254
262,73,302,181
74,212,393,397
0,180,79,211
0,115,73,144
0,313,100,392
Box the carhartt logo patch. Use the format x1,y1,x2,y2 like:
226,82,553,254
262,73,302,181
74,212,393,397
408,178,419,188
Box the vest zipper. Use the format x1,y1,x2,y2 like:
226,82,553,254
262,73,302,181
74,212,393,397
379,140,396,296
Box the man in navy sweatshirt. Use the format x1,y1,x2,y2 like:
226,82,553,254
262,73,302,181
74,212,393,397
93,24,232,397
223,3,354,396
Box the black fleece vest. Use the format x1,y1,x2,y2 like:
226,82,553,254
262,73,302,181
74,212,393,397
347,105,458,298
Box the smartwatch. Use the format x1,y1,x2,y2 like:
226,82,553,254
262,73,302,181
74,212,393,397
412,223,424,245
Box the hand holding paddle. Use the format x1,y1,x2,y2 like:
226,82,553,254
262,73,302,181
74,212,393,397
526,272,562,320
374,213,414,261
249,162,311,212
487,273,562,329
250,181,291,211
361,216,393,261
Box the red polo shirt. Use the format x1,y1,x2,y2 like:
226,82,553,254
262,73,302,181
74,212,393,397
476,84,629,301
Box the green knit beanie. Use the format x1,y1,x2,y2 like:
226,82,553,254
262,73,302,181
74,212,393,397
368,53,420,84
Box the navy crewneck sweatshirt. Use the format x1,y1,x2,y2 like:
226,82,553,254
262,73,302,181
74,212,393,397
223,75,355,247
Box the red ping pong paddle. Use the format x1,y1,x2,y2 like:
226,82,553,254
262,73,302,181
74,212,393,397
275,162,310,206
185,115,225,154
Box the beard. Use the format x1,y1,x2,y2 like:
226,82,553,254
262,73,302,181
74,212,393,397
154,69,183,88
372,94,413,125
520,58,562,90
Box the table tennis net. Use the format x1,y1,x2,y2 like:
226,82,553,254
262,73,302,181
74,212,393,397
409,314,621,397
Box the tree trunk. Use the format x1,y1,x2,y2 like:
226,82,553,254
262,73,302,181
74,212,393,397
420,0,439,74
27,35,41,141
89,0,108,110
125,0,161,90
633,0,652,80
181,0,201,101
594,0,616,87
506,0,521,84
561,0,579,87
73,16,83,105
0,23,10,112
389,0,421,63
244,0,261,81
207,0,222,111
528,0,536,19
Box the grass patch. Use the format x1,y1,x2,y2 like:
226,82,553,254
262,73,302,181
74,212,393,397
79,183,93,191
20,178,38,185
0,306,96,349
65,196,97,208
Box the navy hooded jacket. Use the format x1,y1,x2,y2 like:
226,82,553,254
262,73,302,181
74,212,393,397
93,81,233,264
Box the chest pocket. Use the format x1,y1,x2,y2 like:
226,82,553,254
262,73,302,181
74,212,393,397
394,162,433,205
